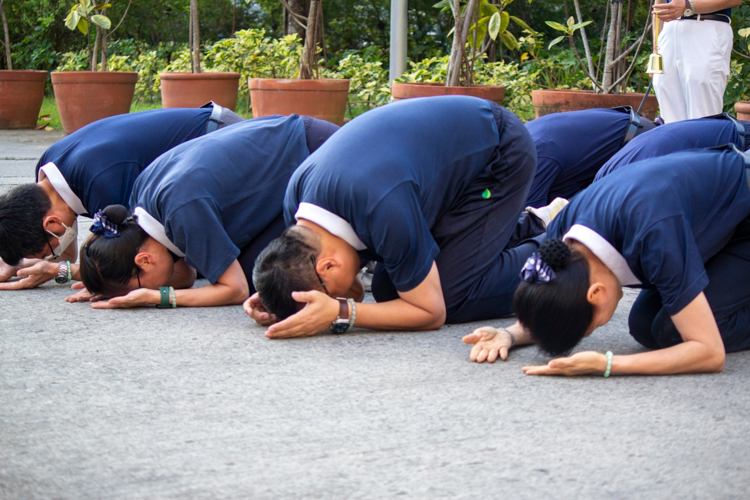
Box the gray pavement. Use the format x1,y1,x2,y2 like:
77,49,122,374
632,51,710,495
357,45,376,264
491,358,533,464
1,130,749,499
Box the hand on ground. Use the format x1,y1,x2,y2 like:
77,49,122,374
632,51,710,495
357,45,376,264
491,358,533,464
522,351,608,376
0,261,57,290
65,282,104,303
90,288,158,309
463,326,513,363
265,290,339,339
243,293,279,326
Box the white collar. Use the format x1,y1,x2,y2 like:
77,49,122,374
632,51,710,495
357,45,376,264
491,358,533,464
37,162,87,215
134,207,186,257
563,224,641,286
295,202,367,251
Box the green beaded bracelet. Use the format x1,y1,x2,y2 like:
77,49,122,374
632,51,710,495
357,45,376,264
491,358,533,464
66,261,72,282
603,351,613,377
157,286,171,308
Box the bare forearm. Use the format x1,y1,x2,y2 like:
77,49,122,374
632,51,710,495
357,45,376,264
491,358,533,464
506,320,535,346
692,0,741,13
353,299,445,331
173,283,247,307
611,341,725,375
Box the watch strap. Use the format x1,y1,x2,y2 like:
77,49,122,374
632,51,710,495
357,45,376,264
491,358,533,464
157,286,171,308
337,298,350,320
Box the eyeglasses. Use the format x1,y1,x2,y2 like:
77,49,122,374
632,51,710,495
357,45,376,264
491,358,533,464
310,255,329,295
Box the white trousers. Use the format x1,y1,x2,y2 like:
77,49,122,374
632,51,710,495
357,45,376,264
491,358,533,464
653,19,733,123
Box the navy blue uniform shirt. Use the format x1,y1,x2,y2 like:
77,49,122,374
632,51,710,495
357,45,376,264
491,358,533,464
285,96,506,292
525,108,634,207
596,115,748,180
132,115,310,283
548,148,750,315
36,108,218,216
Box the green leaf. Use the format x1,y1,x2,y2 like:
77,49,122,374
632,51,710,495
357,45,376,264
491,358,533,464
77,18,88,35
548,35,565,49
500,30,517,50
510,15,535,34
432,0,451,9
739,27,750,38
546,21,569,33
567,16,575,28
92,3,111,9
90,14,111,29
571,20,593,31
488,12,501,40
500,11,510,33
65,10,80,31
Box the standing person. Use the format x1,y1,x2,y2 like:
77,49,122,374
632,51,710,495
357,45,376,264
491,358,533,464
652,0,742,123
595,113,748,179
463,145,750,376
247,96,551,337
525,106,657,209
76,114,339,308
0,104,242,290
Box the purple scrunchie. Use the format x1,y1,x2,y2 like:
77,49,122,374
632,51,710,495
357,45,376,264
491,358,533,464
520,252,556,284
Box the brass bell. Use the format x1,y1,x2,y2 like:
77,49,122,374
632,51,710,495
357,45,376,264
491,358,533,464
647,52,664,74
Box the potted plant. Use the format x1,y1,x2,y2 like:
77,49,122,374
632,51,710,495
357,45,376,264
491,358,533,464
51,0,137,133
391,0,530,105
248,0,350,125
531,0,659,119
0,0,48,129
733,25,750,120
159,0,241,110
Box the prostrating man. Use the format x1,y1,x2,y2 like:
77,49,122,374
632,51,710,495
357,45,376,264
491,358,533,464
0,104,242,290
595,113,749,180
525,106,657,209
247,96,544,337
75,114,339,308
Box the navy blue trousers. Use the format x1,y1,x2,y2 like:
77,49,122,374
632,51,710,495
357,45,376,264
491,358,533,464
372,104,544,323
629,217,750,353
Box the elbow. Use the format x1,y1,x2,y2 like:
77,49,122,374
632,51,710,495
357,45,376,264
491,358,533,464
423,306,446,330
231,281,250,305
709,351,726,373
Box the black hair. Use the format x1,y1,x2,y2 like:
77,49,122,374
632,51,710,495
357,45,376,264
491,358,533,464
79,205,149,297
252,226,323,319
0,184,52,266
513,238,592,356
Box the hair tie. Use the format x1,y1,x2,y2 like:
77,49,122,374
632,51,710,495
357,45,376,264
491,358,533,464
520,252,556,284
90,210,122,238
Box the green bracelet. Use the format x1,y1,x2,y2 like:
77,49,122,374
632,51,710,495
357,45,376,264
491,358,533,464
66,261,72,282
603,351,613,377
157,286,171,308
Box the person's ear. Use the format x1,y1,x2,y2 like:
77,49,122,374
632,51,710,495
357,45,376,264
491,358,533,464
317,254,341,279
41,213,62,232
586,282,608,307
134,252,156,272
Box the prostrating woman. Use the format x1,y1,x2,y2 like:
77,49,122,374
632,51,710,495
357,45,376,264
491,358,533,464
464,145,750,376
74,114,338,308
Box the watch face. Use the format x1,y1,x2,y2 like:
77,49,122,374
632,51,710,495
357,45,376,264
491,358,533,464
684,8,693,16
330,321,350,334
55,275,67,284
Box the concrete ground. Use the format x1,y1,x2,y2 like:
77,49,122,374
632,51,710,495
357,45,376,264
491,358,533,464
1,129,749,499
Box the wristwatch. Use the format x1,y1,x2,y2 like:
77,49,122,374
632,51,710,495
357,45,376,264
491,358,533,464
330,298,353,334
55,261,70,284
683,0,694,17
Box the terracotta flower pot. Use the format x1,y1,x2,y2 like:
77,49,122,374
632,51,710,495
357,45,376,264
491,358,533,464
51,71,137,134
532,89,659,121
0,70,48,129
159,72,241,110
391,81,505,106
248,78,350,126
735,102,750,121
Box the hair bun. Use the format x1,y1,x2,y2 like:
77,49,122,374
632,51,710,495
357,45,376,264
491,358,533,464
102,205,129,226
538,238,571,272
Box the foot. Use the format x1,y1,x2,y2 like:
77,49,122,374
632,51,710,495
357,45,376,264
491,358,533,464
526,197,568,228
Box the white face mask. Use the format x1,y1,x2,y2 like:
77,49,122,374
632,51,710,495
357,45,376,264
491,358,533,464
45,221,78,259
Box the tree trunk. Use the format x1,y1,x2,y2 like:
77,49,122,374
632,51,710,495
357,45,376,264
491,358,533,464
101,27,108,72
573,0,596,80
92,26,100,71
445,0,464,86
191,0,201,73
601,0,620,93
298,0,318,79
0,0,11,70
286,0,308,41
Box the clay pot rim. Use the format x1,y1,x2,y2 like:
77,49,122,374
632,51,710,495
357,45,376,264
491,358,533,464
531,88,653,97
248,78,350,91
160,72,241,80
392,81,504,91
0,70,48,82
735,101,750,110
51,71,138,83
